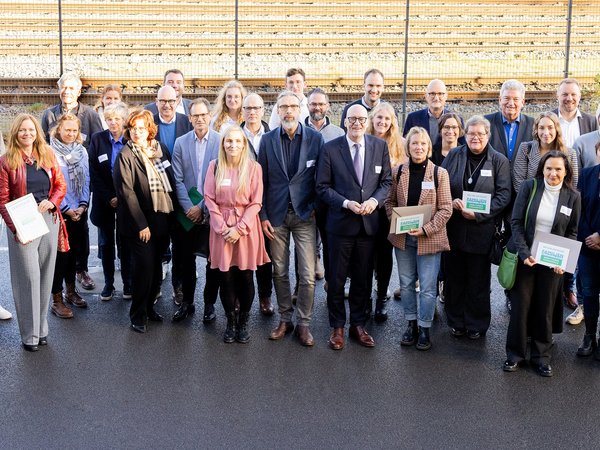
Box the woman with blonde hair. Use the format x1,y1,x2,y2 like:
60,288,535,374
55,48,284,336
366,102,406,321
204,125,269,343
94,84,123,130
0,114,66,351
210,80,247,132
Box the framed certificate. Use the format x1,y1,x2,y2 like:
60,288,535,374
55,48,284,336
4,193,49,242
389,205,432,235
462,191,491,214
531,231,581,273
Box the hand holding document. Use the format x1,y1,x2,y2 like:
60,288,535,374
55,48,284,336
461,191,491,214
389,205,432,234
531,231,581,273
5,193,49,243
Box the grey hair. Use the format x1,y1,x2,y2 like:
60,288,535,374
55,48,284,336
307,87,329,103
276,90,301,105
57,72,82,90
243,92,265,107
103,102,129,121
500,79,525,99
465,115,491,136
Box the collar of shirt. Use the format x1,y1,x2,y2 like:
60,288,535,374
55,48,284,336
109,134,124,145
194,129,210,143
280,122,302,139
502,114,521,125
361,96,379,110
346,136,366,152
558,109,582,122
427,107,449,119
159,114,177,125
243,123,264,138
305,116,331,131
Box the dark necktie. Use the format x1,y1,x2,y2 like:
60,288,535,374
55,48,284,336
353,143,363,185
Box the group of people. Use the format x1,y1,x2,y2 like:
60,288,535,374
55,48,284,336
1,68,599,378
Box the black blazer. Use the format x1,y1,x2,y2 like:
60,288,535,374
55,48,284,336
576,165,600,255
551,108,598,136
403,107,466,146
508,177,580,261
88,129,128,228
484,112,535,170
113,141,176,237
441,144,512,254
153,113,193,151
316,134,392,236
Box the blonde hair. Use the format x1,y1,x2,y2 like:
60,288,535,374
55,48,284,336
94,84,123,111
50,113,83,144
367,102,405,167
5,114,55,170
212,80,247,132
215,125,251,197
405,127,433,159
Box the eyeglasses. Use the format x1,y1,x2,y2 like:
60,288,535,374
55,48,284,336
442,125,459,130
278,104,300,110
309,102,328,108
190,113,210,120
242,106,263,111
466,132,487,139
347,117,368,124
130,127,147,133
157,99,176,106
427,92,447,97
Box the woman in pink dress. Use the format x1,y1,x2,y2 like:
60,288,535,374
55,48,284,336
204,125,270,343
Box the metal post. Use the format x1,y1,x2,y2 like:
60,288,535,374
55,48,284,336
234,0,239,79
564,0,573,78
400,0,410,129
58,0,64,75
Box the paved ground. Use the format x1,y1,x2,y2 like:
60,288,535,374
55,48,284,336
0,222,598,449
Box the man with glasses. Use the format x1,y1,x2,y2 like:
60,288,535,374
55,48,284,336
305,88,345,143
145,69,192,115
317,104,392,350
340,68,385,132
258,91,324,346
403,79,464,145
241,93,270,159
268,68,310,130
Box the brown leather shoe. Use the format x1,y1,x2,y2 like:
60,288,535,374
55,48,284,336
76,271,96,290
349,325,375,348
65,283,88,308
328,327,345,350
259,296,274,316
269,321,294,340
295,324,315,347
51,292,73,319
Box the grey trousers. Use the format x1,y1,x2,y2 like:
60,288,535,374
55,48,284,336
8,212,59,346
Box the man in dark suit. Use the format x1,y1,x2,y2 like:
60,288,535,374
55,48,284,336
317,104,392,350
340,69,385,132
258,91,324,346
145,69,192,116
553,78,598,148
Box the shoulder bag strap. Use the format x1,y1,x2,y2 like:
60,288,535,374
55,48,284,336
524,178,537,226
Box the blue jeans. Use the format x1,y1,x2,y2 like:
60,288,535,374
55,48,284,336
578,250,600,334
395,235,441,328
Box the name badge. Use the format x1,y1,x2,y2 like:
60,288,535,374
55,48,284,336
375,165,382,174
421,181,435,190
560,205,572,216
221,179,232,187
98,154,108,163
306,159,316,168
480,169,492,177
162,160,171,168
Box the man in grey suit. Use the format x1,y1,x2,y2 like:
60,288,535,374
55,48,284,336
258,91,325,346
553,78,598,148
171,98,221,322
145,69,193,116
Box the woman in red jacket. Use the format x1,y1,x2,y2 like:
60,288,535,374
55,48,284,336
0,114,67,351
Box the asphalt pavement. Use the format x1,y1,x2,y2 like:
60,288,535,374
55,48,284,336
0,221,598,449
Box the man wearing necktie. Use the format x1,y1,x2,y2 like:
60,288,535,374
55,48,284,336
316,104,392,350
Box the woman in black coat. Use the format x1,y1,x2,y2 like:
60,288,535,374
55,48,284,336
113,109,176,333
504,151,580,377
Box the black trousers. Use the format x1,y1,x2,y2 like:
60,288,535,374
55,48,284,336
506,261,562,365
219,267,255,314
74,210,90,273
444,249,492,333
52,214,87,293
128,221,170,326
326,231,375,328
371,209,393,300
97,217,132,289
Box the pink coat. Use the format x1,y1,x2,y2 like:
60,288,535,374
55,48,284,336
203,160,270,271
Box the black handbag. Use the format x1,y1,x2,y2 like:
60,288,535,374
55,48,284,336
489,222,509,265
192,220,210,259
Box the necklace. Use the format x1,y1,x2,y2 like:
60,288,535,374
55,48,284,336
467,157,486,185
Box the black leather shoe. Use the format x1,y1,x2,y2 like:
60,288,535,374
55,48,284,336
22,343,39,352
173,303,195,322
148,310,164,322
503,359,518,372
203,303,216,323
373,298,388,323
38,337,48,346
401,320,418,346
451,327,466,337
130,323,147,333
416,326,431,351
467,330,482,340
536,364,553,377
577,334,597,357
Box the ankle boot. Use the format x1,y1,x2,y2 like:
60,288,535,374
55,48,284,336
416,326,432,351
223,312,237,343
236,311,250,343
65,283,87,308
577,333,597,357
374,297,388,323
51,292,73,319
401,320,418,346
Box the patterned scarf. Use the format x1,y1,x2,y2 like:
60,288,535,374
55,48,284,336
130,140,173,213
50,137,86,196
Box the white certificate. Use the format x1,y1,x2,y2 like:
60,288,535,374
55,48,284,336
534,242,569,271
462,191,491,214
395,213,424,234
531,231,582,273
4,193,49,242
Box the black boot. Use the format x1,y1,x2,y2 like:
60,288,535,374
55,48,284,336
374,298,388,323
416,326,431,351
401,320,418,346
223,312,237,343
236,311,250,343
577,334,597,357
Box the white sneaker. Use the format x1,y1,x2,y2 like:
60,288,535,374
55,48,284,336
0,305,12,320
566,305,584,325
162,262,170,281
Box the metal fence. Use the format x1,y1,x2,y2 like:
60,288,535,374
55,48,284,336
2,0,600,85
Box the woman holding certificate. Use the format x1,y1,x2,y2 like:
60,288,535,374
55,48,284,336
0,114,66,351
504,151,580,377
385,127,452,350
113,109,175,333
441,115,512,340
203,125,269,343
